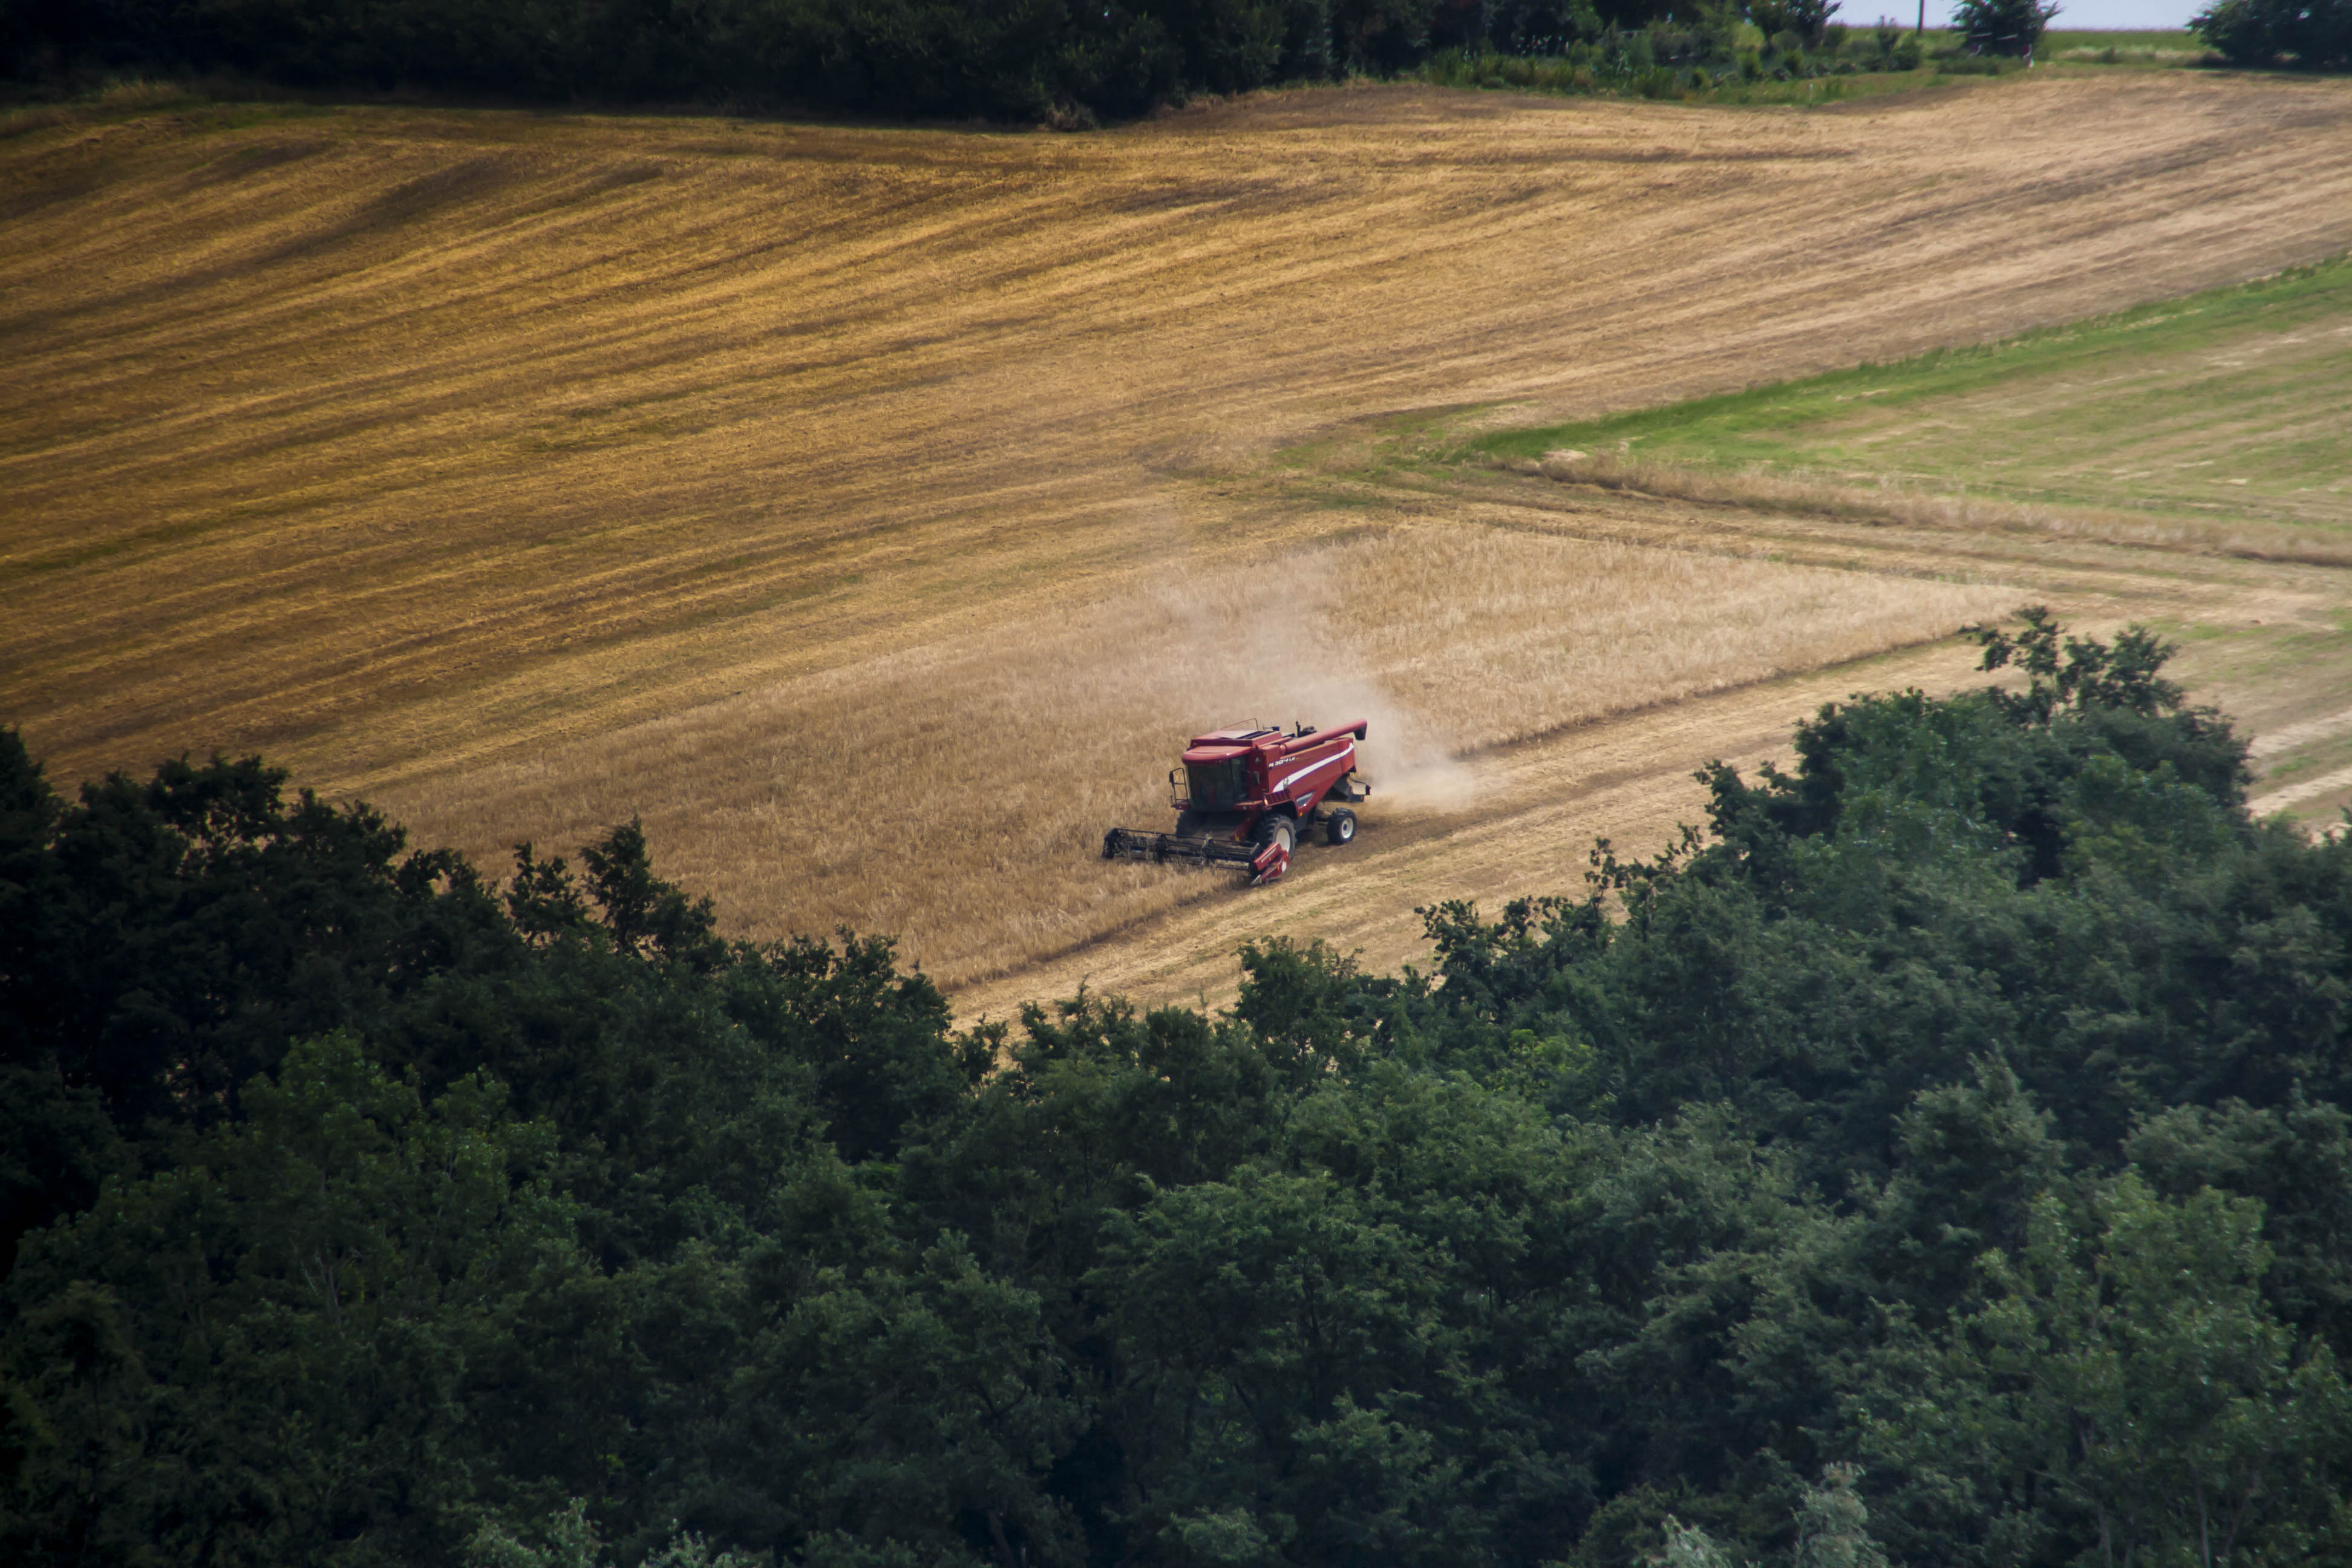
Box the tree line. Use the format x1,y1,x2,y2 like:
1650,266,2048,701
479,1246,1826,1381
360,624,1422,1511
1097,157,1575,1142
5,609,2352,1566
10,0,2344,123
2194,0,2352,70
0,0,1650,120
4,0,2004,122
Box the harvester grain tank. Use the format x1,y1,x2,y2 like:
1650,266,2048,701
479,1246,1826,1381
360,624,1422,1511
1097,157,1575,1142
1102,720,1371,886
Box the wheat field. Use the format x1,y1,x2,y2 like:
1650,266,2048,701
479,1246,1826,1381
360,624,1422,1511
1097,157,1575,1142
7,73,2352,990
402,523,2002,983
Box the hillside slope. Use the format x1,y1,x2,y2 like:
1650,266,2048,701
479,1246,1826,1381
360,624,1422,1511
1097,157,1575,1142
7,73,2352,993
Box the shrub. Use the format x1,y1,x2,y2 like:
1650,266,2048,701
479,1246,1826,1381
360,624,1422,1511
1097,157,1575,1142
1749,0,1840,47
1867,13,1922,67
1951,0,2060,56
2194,0,2352,67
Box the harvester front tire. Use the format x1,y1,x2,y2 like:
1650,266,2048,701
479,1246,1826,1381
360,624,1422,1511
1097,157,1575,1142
1325,809,1356,846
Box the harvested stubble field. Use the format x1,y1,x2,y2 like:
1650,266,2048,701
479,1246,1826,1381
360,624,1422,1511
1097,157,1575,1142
8,71,2352,1004
420,531,2002,981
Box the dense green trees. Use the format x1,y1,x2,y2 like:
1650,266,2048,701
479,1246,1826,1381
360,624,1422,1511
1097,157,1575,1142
2194,0,2352,70
1863,1177,2350,1566
1949,0,2057,57
7,609,2352,1564
0,0,1478,118
0,0,1890,118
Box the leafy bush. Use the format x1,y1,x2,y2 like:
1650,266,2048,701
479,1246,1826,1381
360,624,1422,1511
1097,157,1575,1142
1950,0,2060,56
2194,0,2352,67
1749,0,1838,48
1490,0,1607,54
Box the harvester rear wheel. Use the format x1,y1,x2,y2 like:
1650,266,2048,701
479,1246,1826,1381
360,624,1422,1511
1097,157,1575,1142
1325,809,1356,846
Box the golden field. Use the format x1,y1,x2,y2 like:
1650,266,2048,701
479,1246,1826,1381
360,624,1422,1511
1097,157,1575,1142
404,527,2005,982
8,72,2352,1004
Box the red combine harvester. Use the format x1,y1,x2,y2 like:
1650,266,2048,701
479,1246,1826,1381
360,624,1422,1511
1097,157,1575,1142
1102,720,1371,886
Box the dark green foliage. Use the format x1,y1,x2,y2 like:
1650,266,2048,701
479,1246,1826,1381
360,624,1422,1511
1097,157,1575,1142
8,609,2352,1565
1,1034,580,1567
1426,0,1901,113
2193,0,2352,67
0,0,1877,119
1747,0,1835,48
0,1065,125,1280
1864,15,1919,68
1488,0,1606,54
580,818,725,968
0,0,1435,115
1857,1177,2352,1567
1949,0,2059,56
1,743,507,1128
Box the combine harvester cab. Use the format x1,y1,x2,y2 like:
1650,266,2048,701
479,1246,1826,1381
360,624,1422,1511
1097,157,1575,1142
1102,720,1371,886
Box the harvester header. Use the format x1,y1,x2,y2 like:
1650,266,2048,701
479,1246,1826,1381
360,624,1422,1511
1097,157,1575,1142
1102,719,1371,886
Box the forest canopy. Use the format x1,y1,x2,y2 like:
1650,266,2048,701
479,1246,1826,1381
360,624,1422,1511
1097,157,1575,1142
6,610,2352,1567
2,0,1830,120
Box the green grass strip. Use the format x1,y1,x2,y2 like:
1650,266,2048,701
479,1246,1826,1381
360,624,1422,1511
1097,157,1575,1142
1462,255,2352,525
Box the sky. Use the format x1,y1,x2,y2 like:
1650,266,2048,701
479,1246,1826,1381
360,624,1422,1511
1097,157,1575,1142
1902,0,2198,25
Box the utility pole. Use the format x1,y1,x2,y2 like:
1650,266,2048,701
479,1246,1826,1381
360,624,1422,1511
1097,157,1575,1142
1916,0,1924,33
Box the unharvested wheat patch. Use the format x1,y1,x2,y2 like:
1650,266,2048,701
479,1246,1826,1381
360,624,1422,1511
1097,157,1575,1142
382,523,2007,985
